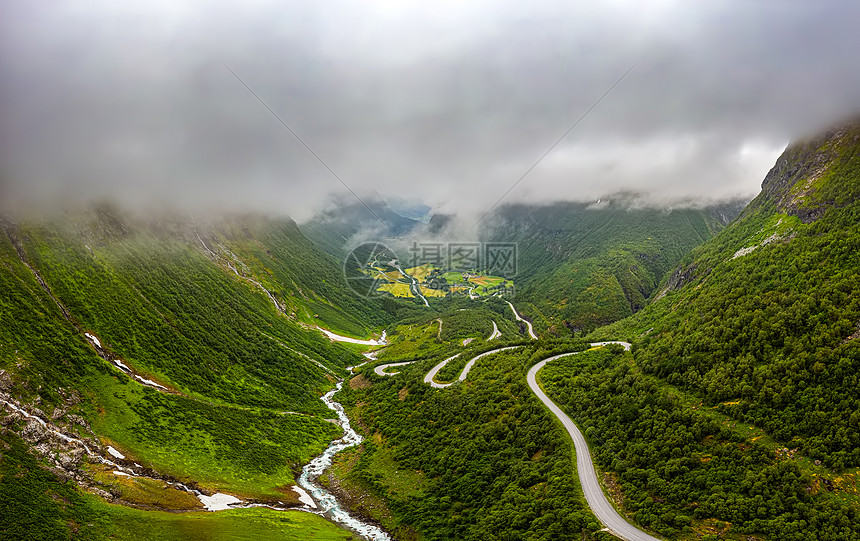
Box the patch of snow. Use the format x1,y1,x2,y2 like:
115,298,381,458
134,375,167,390
198,492,242,511
292,485,317,508
107,446,125,460
318,327,382,346
105,355,169,391
112,470,130,477
85,333,101,348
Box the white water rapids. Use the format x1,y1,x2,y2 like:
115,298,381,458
298,382,390,541
3,387,389,538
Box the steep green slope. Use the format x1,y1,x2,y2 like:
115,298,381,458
0,211,346,487
487,201,740,332
540,346,858,540
202,215,395,336
576,120,860,538
10,212,359,410
0,208,396,538
597,120,860,468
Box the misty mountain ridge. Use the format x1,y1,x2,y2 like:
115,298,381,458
299,191,751,256
655,116,860,298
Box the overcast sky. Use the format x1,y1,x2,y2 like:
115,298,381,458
2,0,859,220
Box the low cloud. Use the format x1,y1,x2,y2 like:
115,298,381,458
2,0,859,219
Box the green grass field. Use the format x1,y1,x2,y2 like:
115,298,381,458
378,282,413,297
440,271,465,283
99,505,359,541
86,371,339,499
369,264,511,301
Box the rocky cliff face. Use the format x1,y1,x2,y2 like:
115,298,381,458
760,118,860,223
656,116,860,298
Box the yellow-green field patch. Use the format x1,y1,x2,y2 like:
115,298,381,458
378,282,414,297
419,285,447,297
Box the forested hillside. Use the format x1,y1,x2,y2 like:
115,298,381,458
337,341,614,541
4,119,860,541
579,119,860,538
0,207,394,539
595,119,860,469
324,120,860,541
485,201,743,332
541,347,858,540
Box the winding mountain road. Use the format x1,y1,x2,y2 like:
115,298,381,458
423,347,523,388
421,353,461,388
506,301,537,339
373,360,418,376
529,342,661,541
371,337,659,540
487,321,501,341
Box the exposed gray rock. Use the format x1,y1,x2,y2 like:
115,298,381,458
759,119,860,223
58,447,85,468
21,418,48,444
0,370,12,392
65,414,90,430
665,263,698,292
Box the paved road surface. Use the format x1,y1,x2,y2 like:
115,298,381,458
423,354,462,388
527,342,662,541
373,361,418,376
423,346,523,388
375,337,656,539
506,301,538,340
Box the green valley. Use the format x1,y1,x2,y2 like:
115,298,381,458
6,3,860,540
4,121,860,541
0,209,394,538
485,201,743,334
